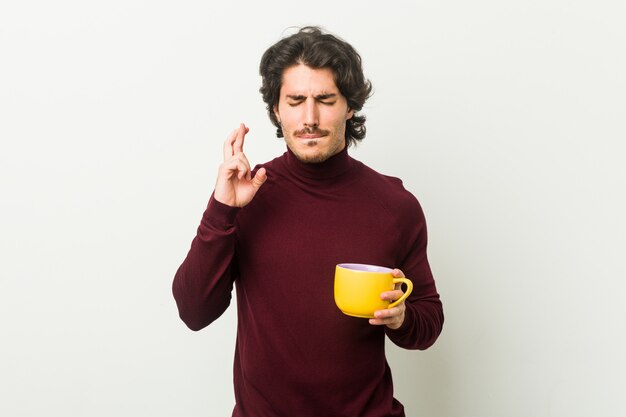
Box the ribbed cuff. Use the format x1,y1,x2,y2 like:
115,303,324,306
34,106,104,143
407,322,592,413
201,193,241,229
384,304,415,338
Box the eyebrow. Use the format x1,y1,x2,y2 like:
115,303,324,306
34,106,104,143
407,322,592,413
286,93,338,101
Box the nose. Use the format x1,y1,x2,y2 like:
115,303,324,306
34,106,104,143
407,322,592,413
304,100,319,128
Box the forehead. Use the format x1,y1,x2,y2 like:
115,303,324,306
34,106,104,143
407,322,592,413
280,64,339,95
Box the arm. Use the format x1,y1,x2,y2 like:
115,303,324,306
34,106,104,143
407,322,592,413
383,246,444,350
172,124,267,331
172,196,240,331
370,200,444,350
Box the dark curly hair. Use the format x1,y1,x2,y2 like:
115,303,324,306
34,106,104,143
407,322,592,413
259,26,373,147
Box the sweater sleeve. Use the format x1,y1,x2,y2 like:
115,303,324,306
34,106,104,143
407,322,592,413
385,200,444,350
172,194,240,331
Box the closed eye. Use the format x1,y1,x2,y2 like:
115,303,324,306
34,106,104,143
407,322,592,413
316,94,337,104
285,93,338,106
286,95,305,107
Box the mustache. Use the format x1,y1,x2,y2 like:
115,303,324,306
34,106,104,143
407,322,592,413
294,127,330,136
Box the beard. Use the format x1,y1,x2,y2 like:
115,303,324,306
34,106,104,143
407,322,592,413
284,126,346,164
288,136,346,164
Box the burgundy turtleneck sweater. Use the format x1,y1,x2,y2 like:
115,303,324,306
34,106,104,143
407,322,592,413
173,147,443,417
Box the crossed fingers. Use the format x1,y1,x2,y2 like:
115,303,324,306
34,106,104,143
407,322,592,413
223,123,249,160
222,124,252,181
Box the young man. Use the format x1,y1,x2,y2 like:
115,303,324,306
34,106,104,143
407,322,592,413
173,26,443,417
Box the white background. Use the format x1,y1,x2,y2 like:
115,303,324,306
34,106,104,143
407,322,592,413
1,1,625,416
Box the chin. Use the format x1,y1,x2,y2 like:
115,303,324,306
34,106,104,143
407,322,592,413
287,136,343,163
295,151,329,164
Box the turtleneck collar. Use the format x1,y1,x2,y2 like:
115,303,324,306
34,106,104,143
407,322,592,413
283,144,354,181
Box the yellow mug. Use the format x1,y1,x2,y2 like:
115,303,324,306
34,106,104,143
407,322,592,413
334,263,413,318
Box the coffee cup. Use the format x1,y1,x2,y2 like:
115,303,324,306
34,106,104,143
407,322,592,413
334,263,413,318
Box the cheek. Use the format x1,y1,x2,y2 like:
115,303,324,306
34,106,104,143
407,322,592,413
330,112,349,129
324,106,351,125
278,108,299,126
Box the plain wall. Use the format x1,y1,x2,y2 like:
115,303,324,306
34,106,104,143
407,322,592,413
1,1,624,416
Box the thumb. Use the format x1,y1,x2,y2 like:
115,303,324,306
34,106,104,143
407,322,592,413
251,167,268,190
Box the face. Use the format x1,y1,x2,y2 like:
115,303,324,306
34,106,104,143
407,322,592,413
274,64,354,163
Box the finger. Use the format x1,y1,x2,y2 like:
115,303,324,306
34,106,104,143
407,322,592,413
233,123,248,154
369,316,401,327
373,305,403,320
223,128,239,161
236,159,251,181
370,302,406,329
391,268,405,278
236,152,253,180
369,315,404,329
380,290,404,301
224,161,249,181
221,154,250,180
251,167,268,189
369,306,405,327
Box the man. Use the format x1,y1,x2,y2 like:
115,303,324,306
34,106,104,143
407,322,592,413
173,26,443,416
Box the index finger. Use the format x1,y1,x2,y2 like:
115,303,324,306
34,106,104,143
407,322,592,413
391,268,405,278
223,128,238,160
222,123,250,161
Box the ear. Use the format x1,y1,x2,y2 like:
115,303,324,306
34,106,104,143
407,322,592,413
346,108,355,120
273,105,281,124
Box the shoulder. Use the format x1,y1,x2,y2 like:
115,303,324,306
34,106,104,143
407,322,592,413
351,160,428,235
253,152,286,172
357,161,422,210
252,151,297,183
354,161,429,254
244,152,290,206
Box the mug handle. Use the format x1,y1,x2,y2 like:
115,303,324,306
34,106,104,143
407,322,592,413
388,278,413,309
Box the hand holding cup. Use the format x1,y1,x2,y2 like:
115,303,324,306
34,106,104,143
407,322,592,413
334,264,413,328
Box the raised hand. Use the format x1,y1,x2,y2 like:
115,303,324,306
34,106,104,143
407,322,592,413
214,123,267,207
